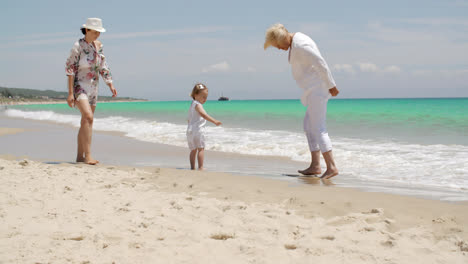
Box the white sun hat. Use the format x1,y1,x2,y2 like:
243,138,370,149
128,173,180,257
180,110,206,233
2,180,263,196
81,18,106,33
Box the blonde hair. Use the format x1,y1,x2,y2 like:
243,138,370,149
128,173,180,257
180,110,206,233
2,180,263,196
190,83,208,99
264,23,289,50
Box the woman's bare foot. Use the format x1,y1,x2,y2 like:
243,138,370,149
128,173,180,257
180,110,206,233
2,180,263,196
298,166,321,176
320,168,339,179
84,157,99,165
76,157,85,163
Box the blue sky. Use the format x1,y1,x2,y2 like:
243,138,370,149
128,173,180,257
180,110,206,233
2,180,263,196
1,0,467,100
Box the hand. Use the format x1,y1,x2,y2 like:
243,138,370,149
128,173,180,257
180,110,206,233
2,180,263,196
67,94,75,108
329,87,339,97
214,120,222,126
109,84,117,97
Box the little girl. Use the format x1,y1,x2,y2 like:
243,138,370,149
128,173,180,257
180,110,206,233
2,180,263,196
187,83,222,170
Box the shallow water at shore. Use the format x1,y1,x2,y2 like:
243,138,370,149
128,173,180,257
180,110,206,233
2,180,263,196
1,112,467,202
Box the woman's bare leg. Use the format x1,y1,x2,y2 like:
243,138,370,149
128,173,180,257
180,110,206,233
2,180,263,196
76,100,98,165
298,150,321,175
76,125,85,162
321,150,338,179
76,105,96,162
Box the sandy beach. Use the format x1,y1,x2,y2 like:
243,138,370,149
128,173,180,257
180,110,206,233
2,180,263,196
1,156,468,263
1,111,468,263
0,127,25,136
1,121,468,263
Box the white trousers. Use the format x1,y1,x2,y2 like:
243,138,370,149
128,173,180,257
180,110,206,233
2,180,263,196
303,94,332,153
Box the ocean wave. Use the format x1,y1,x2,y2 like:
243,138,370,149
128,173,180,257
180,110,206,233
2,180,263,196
5,109,468,191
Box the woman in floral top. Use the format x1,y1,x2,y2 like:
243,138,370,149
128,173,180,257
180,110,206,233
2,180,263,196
65,18,117,165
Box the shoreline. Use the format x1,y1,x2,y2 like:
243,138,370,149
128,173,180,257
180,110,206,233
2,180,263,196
0,100,147,106
1,112,468,202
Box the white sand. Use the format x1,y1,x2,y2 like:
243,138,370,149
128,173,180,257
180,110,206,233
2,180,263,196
0,127,24,136
1,158,467,263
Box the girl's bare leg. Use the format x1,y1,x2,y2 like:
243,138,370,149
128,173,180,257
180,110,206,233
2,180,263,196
298,150,321,175
197,148,204,170
189,149,197,170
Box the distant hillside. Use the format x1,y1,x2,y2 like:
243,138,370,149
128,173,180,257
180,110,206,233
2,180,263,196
0,87,145,102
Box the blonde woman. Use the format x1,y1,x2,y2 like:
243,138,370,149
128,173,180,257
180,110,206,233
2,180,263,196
65,18,117,165
264,23,339,179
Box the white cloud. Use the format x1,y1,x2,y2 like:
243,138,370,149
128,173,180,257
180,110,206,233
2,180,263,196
383,65,401,73
247,66,257,72
339,62,401,74
333,64,355,74
357,62,379,73
0,26,236,49
455,69,468,75
411,68,468,77
453,0,468,7
202,61,230,73
399,18,468,27
412,70,432,76
105,26,235,40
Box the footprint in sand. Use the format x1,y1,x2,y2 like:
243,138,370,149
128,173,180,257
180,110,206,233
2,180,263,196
138,222,149,228
284,244,297,250
381,240,395,247
68,236,85,241
458,241,468,252
210,233,235,240
129,242,143,249
19,160,29,166
361,226,376,232
432,217,446,224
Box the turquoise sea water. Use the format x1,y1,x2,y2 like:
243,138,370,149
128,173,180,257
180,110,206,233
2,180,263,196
4,97,468,199
11,98,468,145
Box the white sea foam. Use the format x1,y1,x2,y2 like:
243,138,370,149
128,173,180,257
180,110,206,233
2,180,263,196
5,109,468,192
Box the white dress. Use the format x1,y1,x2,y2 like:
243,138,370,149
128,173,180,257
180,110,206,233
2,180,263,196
186,100,206,150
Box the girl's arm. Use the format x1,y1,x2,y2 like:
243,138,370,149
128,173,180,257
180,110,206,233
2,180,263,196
195,104,222,126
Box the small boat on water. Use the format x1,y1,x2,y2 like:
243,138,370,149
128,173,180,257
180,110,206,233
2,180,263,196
218,96,229,101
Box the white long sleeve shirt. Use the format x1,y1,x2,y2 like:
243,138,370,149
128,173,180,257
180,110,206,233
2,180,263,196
289,32,336,106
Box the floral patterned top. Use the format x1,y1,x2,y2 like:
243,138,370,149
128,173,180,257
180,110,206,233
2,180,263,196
65,38,113,105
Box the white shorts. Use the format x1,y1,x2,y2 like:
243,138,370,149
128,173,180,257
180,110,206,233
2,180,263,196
75,93,98,106
186,130,205,150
